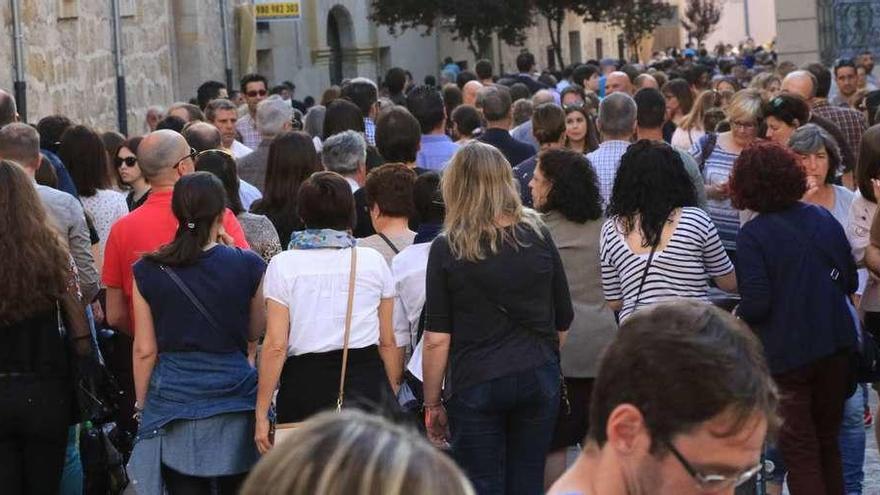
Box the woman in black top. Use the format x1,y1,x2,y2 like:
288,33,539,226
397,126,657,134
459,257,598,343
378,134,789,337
422,142,573,495
250,131,322,247
0,160,92,494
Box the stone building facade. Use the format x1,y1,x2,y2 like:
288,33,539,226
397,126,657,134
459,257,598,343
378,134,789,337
776,0,880,66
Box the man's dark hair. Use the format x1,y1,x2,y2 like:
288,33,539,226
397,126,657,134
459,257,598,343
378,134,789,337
341,78,379,118
297,171,357,230
477,86,513,122
376,106,421,163
531,103,566,144
385,67,407,95
0,91,17,127
475,59,493,80
182,122,222,152
683,64,711,88
633,88,667,129
413,171,444,225
36,115,73,153
508,83,530,103
589,301,779,452
516,52,536,73
424,75,437,87
364,163,416,218
270,85,289,96
240,73,269,93
156,115,186,133
456,70,478,89
619,64,640,83
405,85,445,134
450,105,482,138
833,57,857,77
323,99,365,138
196,80,227,110
571,64,599,88
802,62,832,98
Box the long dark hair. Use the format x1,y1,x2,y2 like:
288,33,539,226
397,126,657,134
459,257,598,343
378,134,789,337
606,140,697,247
194,149,245,215
59,124,112,197
143,172,227,267
252,131,322,216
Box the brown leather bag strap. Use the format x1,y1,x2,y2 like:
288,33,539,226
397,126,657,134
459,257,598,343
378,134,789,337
336,247,357,411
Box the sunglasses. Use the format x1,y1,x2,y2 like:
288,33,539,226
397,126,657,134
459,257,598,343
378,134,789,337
246,89,268,98
116,156,137,168
173,147,197,169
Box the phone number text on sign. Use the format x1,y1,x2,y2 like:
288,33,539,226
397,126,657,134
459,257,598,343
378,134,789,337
255,1,300,20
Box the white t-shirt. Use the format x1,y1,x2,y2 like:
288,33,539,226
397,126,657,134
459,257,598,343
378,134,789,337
263,246,395,356
390,242,431,348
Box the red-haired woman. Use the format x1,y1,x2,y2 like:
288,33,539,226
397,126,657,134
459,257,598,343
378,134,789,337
731,141,857,494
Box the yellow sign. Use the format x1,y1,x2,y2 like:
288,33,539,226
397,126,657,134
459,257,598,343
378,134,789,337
255,0,300,21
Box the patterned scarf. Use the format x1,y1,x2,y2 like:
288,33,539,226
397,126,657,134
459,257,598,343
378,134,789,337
288,229,356,250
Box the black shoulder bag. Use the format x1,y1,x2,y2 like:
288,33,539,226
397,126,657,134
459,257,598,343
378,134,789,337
377,233,401,255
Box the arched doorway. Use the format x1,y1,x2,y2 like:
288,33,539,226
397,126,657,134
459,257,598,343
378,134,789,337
327,5,355,85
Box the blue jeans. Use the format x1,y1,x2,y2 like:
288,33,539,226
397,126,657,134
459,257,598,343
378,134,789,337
447,361,560,495
58,426,82,495
838,385,866,495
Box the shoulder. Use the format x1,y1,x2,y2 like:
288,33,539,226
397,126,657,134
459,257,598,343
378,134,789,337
680,206,712,224
355,245,387,264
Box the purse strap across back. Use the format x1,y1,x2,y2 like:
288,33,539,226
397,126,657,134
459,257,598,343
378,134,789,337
336,247,358,411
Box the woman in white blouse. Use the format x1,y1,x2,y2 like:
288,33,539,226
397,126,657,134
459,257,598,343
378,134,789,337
255,172,403,454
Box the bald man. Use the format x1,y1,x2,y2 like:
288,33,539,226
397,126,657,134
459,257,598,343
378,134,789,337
634,73,659,91
606,71,634,95
781,70,816,102
462,80,483,106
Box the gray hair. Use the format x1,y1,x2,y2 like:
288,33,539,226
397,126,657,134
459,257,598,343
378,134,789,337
789,123,841,177
205,98,238,122
598,93,637,138
531,89,555,106
0,123,40,167
304,105,326,139
322,130,366,175
256,95,293,138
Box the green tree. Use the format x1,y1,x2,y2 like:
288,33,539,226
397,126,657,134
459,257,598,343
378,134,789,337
681,0,723,45
369,0,534,59
604,0,675,62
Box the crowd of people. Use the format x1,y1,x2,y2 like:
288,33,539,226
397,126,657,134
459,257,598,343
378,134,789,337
2,43,880,495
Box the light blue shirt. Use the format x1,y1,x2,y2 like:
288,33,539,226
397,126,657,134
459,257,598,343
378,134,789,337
416,134,459,171
239,179,262,211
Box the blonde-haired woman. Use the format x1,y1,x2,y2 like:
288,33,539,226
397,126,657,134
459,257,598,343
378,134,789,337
670,89,725,152
422,141,574,494
690,88,764,260
241,410,475,495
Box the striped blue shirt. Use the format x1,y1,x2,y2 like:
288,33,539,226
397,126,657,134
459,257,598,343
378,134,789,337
690,135,740,251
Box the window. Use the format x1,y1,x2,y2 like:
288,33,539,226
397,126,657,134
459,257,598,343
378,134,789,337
617,35,626,60
569,31,582,65
120,0,136,17
57,0,78,19
546,46,556,70
595,38,603,60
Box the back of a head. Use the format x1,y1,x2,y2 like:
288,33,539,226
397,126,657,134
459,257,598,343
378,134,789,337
451,105,482,138
0,90,16,127
303,106,327,139
572,64,599,87
384,67,407,94
194,149,243,214
413,171,444,225
512,99,534,127
588,301,778,449
476,86,513,122
516,52,536,73
37,115,72,153
156,115,186,133
762,93,810,128
296,171,356,231
507,83,531,104
729,141,805,213
364,163,416,218
59,125,111,197
405,85,445,134
376,106,421,163
456,70,478,89
322,130,366,176
532,89,555,107
196,80,227,110
183,122,223,152
475,59,493,80
341,78,378,118
240,410,474,495
856,125,880,202
598,93,637,139
323,99,366,138
138,129,188,179
531,103,566,145
0,123,41,168
259,131,322,211
169,102,206,123
257,95,293,138
633,88,667,130
536,148,603,223
802,62,832,98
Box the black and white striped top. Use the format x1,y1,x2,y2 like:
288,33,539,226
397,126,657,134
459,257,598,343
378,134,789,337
600,207,734,321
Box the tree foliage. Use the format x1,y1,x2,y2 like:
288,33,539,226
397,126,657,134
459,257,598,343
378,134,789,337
369,0,535,58
681,0,724,45
533,0,621,69
604,0,675,61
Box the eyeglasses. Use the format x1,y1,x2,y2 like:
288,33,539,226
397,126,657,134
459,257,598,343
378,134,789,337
731,120,757,130
195,148,234,160
116,156,137,168
173,147,197,169
664,440,763,491
246,89,268,98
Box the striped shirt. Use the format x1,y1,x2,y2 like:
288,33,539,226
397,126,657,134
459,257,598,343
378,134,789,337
690,135,740,251
600,207,734,321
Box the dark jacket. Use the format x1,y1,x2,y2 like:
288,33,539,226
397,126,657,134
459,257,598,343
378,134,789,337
478,128,536,168
512,155,538,207
736,202,857,374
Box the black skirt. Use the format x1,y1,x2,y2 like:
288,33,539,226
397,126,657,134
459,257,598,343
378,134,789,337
550,377,595,450
276,345,396,423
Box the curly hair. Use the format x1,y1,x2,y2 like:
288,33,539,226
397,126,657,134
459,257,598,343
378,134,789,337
364,163,416,218
537,148,602,223
0,160,70,324
729,141,806,213
606,140,697,247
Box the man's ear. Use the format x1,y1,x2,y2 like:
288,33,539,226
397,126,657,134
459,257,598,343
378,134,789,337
605,404,650,456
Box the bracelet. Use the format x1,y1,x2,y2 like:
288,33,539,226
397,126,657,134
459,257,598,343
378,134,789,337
423,402,444,409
